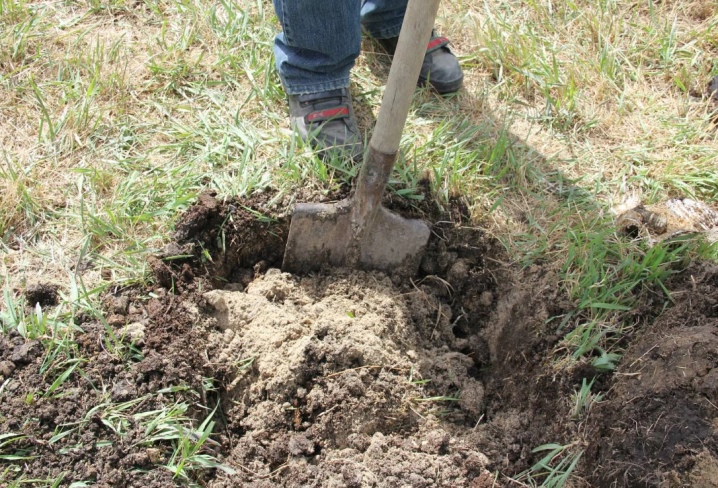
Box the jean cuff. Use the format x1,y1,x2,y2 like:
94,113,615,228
362,21,403,40
280,75,351,96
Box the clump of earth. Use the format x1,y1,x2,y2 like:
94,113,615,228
1,192,717,487
202,268,492,487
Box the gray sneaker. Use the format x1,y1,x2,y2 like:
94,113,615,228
377,31,463,94
288,88,364,162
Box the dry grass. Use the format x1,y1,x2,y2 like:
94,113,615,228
0,0,714,329
0,0,714,337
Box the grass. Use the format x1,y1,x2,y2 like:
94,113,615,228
1,387,231,487
513,442,585,488
570,377,603,420
1,0,717,486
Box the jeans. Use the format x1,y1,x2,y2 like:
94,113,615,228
272,0,408,95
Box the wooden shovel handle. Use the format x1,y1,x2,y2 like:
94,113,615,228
351,0,441,239
350,0,440,243
371,0,441,154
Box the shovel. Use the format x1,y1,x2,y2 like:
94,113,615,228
282,0,440,277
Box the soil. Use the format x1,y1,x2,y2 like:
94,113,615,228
25,282,60,307
1,192,717,487
584,262,718,487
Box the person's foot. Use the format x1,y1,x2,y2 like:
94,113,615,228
288,88,364,161
376,31,463,94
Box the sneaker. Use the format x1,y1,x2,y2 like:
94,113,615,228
376,31,463,94
287,88,364,161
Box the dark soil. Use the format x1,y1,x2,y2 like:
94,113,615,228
25,282,59,307
0,290,213,486
584,262,718,487
1,192,716,487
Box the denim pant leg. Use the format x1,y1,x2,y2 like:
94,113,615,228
360,0,408,39
272,0,362,95
271,0,409,95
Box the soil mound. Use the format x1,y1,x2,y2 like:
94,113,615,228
203,269,492,486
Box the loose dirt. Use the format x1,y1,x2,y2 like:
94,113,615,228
1,193,717,487
203,269,491,487
584,262,718,487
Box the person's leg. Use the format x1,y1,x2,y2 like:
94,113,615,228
360,0,464,94
360,0,406,40
273,0,361,95
272,0,363,160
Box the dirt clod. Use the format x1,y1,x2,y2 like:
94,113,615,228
120,322,146,346
111,379,137,402
147,255,175,289
10,340,41,364
25,283,59,307
110,295,130,314
0,360,15,377
107,314,126,326
710,75,718,102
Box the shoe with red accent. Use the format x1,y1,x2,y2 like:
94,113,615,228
288,88,364,162
377,31,463,94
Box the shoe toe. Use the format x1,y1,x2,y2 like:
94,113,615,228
287,88,364,162
309,120,364,162
421,50,463,94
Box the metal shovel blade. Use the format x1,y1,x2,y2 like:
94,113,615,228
282,201,430,277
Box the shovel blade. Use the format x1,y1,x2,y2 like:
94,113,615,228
282,201,353,274
282,202,430,277
359,206,430,275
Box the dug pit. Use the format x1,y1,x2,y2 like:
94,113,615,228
167,193,718,487
3,192,717,487
157,192,581,487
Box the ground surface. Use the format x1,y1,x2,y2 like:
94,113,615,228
2,1,718,487
3,194,717,487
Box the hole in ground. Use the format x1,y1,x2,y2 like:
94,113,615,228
79,193,718,487
8,192,714,487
